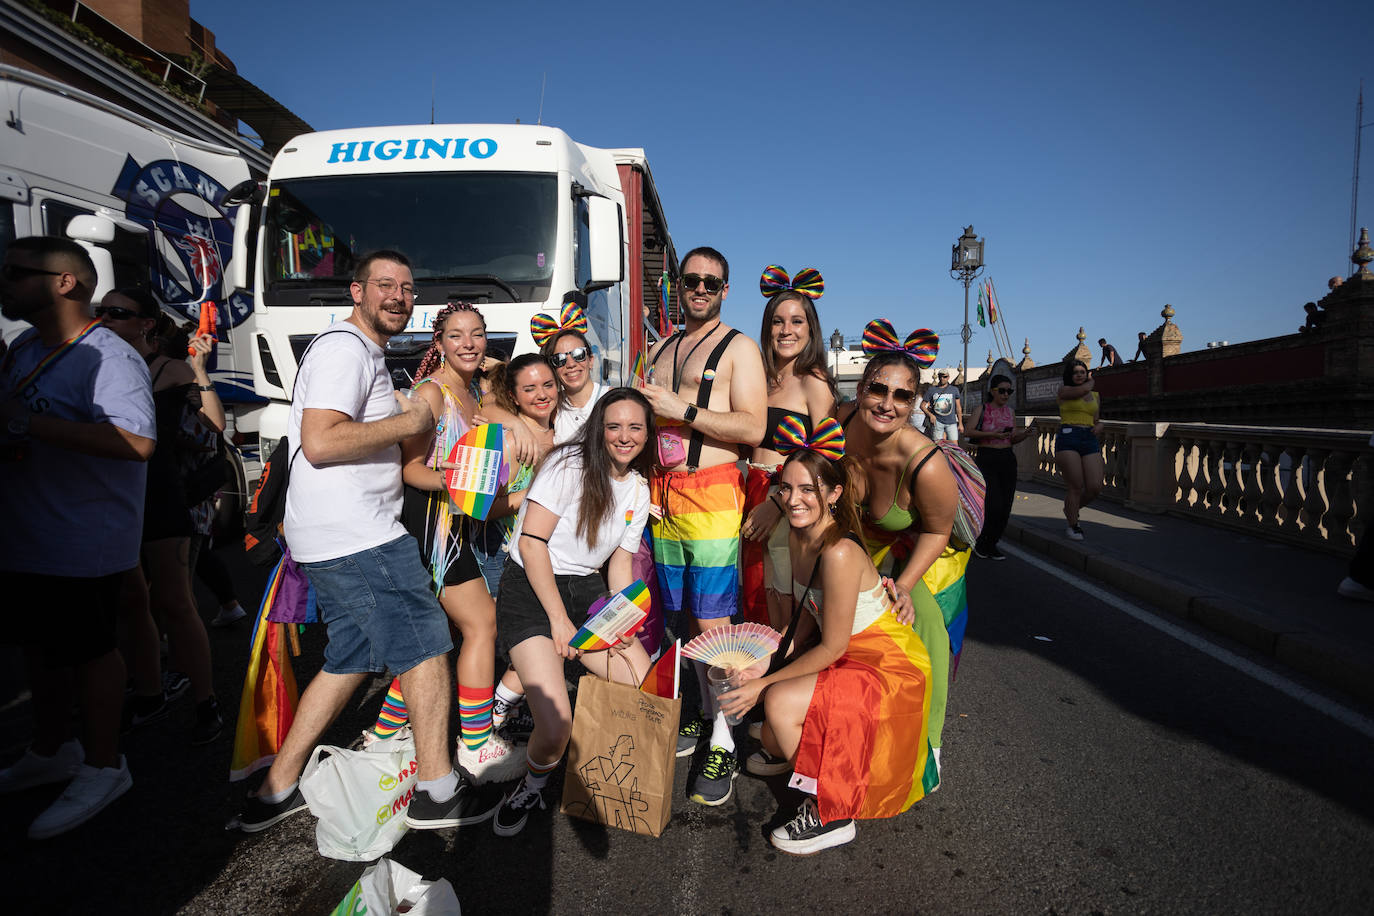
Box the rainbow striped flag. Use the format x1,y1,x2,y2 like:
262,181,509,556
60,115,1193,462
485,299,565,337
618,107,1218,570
570,580,652,651
230,555,300,781
443,423,507,521
630,351,647,387
923,546,970,679
641,639,681,699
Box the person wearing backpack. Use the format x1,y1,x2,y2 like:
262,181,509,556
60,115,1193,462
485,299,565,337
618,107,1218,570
837,319,969,776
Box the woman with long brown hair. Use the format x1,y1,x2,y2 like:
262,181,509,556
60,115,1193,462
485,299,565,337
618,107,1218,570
740,266,837,630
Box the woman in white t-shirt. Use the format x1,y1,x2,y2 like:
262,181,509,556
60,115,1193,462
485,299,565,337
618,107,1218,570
490,387,656,837
534,308,607,445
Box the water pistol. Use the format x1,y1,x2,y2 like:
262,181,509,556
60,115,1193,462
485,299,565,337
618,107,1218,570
190,301,218,355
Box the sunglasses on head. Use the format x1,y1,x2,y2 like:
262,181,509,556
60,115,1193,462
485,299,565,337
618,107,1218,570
680,273,725,294
550,347,590,369
94,305,140,320
864,381,916,405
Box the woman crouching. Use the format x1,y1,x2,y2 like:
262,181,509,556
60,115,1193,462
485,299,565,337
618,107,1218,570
720,420,935,856
491,388,656,836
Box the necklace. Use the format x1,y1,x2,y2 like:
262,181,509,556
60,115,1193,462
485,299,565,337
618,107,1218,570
671,321,721,392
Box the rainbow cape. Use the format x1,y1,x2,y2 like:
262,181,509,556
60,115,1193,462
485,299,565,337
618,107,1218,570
570,580,651,651
229,553,300,781
444,423,508,521
640,639,681,699
923,545,970,679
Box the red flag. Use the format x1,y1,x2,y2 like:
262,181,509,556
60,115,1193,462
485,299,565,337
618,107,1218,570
640,640,681,699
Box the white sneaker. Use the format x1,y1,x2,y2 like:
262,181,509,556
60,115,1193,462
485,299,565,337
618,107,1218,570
28,755,132,839
769,796,855,855
211,604,248,627
745,748,791,776
1066,525,1085,541
0,740,84,793
1337,577,1374,603
457,731,527,784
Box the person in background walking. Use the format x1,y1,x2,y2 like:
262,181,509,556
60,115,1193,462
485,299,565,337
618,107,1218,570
1054,360,1104,541
919,370,962,442
966,375,1031,560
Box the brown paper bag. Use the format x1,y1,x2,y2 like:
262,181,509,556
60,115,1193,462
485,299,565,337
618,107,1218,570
560,670,680,838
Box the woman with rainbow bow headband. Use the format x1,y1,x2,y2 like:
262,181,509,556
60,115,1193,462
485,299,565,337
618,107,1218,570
740,265,837,634
719,415,936,856
835,317,968,776
531,300,609,446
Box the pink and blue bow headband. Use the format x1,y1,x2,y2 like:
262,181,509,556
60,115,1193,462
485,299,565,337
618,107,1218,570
861,318,938,368
773,415,845,462
530,301,589,347
759,265,825,300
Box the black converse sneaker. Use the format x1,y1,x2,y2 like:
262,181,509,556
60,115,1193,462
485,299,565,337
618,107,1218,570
405,769,500,829
745,748,791,777
492,781,548,837
769,796,856,855
496,704,536,744
235,786,308,833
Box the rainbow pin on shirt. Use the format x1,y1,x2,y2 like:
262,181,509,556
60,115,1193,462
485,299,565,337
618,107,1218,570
569,580,651,651
443,423,508,521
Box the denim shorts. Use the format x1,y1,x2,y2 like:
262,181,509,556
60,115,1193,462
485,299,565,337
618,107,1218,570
1055,425,1100,456
300,534,453,676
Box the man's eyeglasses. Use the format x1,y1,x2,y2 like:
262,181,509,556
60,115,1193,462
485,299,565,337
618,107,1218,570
550,347,591,369
1,263,64,282
680,274,725,294
994,387,1013,395
362,278,419,300
864,381,916,405
94,305,140,320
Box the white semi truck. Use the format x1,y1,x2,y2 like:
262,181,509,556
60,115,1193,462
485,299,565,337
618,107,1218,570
226,122,678,475
2,63,678,528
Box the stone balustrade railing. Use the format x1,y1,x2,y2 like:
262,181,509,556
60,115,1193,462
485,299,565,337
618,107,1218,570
1012,418,1374,555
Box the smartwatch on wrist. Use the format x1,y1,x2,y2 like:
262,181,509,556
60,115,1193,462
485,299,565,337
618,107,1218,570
682,404,698,424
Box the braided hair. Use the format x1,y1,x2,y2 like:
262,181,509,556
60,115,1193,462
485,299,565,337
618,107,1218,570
415,302,486,381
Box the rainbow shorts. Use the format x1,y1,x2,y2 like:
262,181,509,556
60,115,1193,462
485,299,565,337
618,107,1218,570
651,462,744,623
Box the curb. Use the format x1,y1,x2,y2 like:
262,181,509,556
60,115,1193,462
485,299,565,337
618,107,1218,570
1003,520,1374,707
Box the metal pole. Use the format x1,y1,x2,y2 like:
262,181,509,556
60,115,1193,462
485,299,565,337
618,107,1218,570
961,276,971,411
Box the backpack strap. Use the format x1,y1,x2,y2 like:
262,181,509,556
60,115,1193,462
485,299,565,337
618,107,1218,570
685,328,740,469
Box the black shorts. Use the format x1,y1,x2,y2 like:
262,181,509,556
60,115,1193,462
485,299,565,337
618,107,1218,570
3,569,124,667
400,485,482,587
495,557,605,656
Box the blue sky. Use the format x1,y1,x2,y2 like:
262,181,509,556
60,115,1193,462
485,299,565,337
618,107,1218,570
204,0,1369,365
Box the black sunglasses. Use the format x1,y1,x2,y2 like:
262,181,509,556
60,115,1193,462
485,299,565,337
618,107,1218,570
994,387,1013,395
680,273,725,294
550,347,591,369
2,263,64,281
94,305,141,320
864,381,916,405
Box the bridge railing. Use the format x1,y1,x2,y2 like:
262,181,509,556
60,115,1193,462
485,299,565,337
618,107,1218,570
1017,418,1373,555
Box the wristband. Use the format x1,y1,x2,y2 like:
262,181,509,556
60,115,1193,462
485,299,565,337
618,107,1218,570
197,384,215,392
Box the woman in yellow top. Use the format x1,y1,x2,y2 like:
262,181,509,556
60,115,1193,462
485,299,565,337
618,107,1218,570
1054,360,1104,540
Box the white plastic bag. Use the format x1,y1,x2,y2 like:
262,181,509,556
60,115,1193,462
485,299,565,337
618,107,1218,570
300,733,418,861
330,857,461,915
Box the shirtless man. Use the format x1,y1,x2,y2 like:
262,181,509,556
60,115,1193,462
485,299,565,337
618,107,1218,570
640,246,766,806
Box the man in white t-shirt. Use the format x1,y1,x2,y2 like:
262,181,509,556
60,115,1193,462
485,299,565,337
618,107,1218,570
0,237,155,839
237,250,498,833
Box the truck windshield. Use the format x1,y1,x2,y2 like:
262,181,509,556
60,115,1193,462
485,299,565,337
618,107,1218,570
264,172,557,304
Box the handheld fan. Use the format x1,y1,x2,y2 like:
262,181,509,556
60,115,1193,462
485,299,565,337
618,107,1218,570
444,423,508,521
681,623,781,670
570,580,652,651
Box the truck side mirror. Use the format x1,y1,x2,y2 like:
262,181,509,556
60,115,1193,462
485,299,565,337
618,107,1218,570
227,203,253,296
224,179,263,206
585,196,622,288
65,215,117,302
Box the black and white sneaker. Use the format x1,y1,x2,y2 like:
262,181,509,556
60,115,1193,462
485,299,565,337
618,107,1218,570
769,796,855,855
121,692,170,733
496,704,536,745
985,547,1006,561
405,770,500,830
162,670,191,702
492,781,547,837
676,715,707,758
689,746,738,806
235,786,308,833
745,748,791,777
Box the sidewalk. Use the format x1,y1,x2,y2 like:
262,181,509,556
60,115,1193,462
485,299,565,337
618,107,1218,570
1000,480,1374,706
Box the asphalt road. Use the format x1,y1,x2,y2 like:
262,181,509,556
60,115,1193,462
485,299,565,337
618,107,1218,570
2,541,1372,914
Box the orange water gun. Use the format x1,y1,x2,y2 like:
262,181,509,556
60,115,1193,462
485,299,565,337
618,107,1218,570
190,301,218,355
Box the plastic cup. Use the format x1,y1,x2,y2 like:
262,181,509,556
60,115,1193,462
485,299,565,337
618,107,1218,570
707,666,743,726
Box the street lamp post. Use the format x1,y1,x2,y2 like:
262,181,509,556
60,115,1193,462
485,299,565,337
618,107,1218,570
950,226,985,410
829,328,845,396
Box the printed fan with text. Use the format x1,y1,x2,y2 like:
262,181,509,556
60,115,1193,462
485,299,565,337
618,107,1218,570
681,623,782,670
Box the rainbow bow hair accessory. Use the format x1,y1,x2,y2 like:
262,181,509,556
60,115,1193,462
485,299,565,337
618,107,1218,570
861,319,939,368
530,301,590,346
774,415,846,461
759,265,825,300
